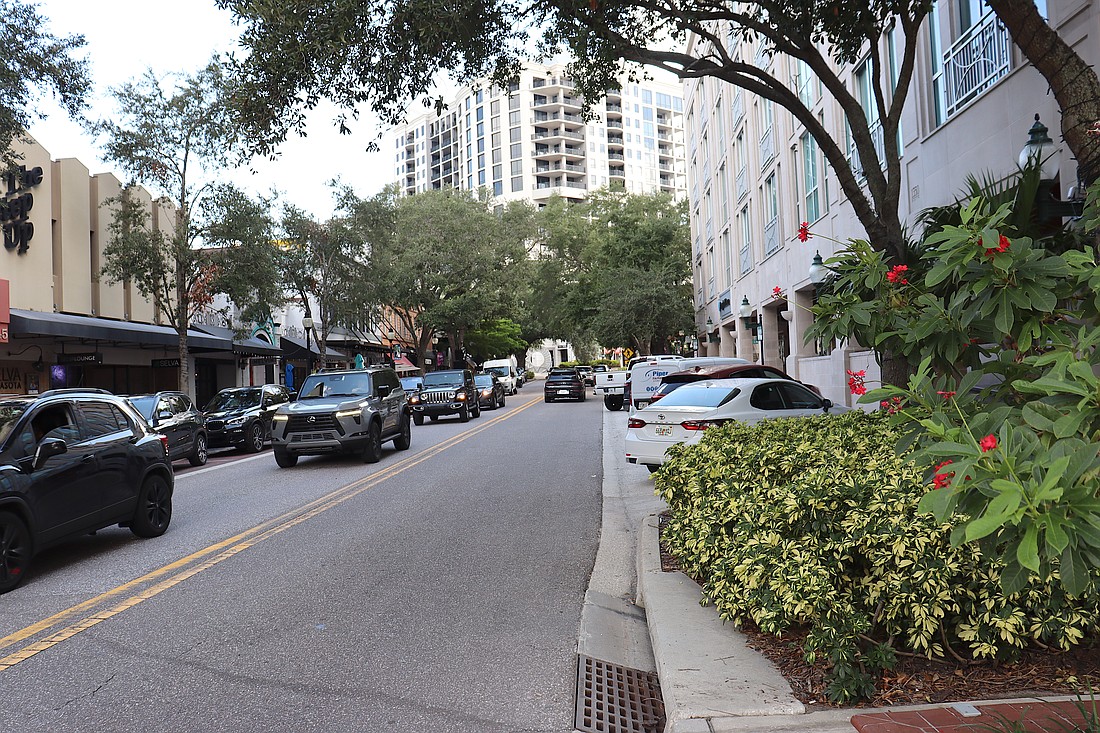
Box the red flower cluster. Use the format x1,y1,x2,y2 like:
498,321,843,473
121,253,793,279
886,265,909,285
932,460,955,489
983,234,1010,259
879,396,904,415
797,222,811,242
847,369,867,396
772,285,784,298
937,390,957,400
979,434,998,452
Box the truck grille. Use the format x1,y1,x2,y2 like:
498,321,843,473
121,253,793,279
286,414,340,433
420,390,456,404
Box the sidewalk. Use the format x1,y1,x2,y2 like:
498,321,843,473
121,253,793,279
592,405,1086,733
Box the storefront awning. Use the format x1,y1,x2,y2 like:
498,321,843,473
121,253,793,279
192,325,282,356
327,325,383,346
10,309,228,350
393,356,420,373
280,334,348,361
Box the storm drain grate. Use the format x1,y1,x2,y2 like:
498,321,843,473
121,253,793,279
574,654,666,733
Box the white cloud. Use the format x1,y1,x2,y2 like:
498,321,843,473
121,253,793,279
26,0,394,218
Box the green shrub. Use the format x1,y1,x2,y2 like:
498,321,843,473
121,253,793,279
656,411,1100,703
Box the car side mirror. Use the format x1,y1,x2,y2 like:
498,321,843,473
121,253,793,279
33,437,68,470
157,408,173,420
822,398,833,413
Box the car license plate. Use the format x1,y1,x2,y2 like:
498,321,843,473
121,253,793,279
557,390,570,395
655,425,672,436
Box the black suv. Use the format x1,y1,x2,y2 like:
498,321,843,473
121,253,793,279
270,367,410,467
204,384,292,453
0,389,174,593
126,391,208,466
408,369,481,424
544,367,586,402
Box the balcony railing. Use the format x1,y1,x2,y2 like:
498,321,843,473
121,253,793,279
941,11,1011,119
739,245,753,275
847,118,887,180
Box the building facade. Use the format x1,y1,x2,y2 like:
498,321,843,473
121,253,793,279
682,1,1096,406
390,62,687,205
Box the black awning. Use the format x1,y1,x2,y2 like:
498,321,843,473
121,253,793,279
10,309,228,350
192,325,282,356
281,334,348,360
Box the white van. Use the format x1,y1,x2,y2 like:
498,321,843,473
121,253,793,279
482,358,519,395
627,356,748,411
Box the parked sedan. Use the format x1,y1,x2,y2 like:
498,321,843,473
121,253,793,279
544,367,586,402
127,391,208,466
649,364,821,404
625,377,845,473
203,384,292,453
474,373,506,410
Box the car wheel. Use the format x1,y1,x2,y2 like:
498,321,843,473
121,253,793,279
413,414,424,426
472,402,481,419
0,511,32,594
579,391,587,402
429,416,438,422
604,395,624,411
188,433,208,466
244,422,264,453
393,415,411,451
274,448,298,468
130,474,172,538
363,421,383,463
459,403,470,422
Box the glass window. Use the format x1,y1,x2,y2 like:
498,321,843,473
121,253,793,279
749,383,785,410
642,89,652,104
511,160,522,175
490,100,500,115
81,402,127,438
509,110,521,125
510,143,522,158
492,132,501,148
802,133,821,222
511,176,523,192
493,181,503,196
493,164,502,180
778,383,823,409
510,127,521,143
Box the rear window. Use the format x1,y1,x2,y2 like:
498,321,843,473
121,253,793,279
651,384,739,408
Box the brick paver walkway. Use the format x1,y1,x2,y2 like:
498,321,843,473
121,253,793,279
851,700,1094,732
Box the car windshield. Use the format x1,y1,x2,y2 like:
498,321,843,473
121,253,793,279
474,375,494,387
205,389,262,412
127,396,156,419
650,384,739,409
298,373,373,398
486,366,509,378
0,400,30,446
400,377,422,390
422,372,463,388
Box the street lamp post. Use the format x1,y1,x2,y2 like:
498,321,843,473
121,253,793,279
301,316,316,372
1020,113,1085,225
808,252,828,286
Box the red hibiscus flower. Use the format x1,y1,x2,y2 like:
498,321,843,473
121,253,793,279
772,286,784,298
979,434,998,452
846,369,867,396
983,234,1010,259
932,460,955,489
797,222,811,242
886,265,909,285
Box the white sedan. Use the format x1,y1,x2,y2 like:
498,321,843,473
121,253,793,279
624,377,847,473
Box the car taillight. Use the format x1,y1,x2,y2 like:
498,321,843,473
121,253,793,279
159,436,170,455
627,418,646,429
650,393,664,402
681,420,716,431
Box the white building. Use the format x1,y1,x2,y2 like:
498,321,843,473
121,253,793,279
389,62,687,204
682,2,1097,407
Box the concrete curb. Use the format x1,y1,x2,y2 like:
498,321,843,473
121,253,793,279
636,513,806,732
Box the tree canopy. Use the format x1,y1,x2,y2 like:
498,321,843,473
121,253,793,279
0,0,90,166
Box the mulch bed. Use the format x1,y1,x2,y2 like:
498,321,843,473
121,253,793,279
656,513,1100,709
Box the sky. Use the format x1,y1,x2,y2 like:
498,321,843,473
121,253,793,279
27,0,395,218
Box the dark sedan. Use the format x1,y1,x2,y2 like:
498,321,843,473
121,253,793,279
544,367,586,402
474,373,506,410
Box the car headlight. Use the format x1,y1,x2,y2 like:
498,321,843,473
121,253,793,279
272,414,288,422
336,408,362,419
481,389,491,397
225,416,247,427
409,395,420,404
456,393,467,400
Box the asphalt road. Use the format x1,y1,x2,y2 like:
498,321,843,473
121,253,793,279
0,388,605,732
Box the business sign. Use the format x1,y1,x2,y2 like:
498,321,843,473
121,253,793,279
152,358,181,368
57,352,103,365
1,165,43,255
0,278,8,344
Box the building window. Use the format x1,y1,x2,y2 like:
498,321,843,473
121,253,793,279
510,143,522,158
512,176,523,192
763,174,779,255
493,181,503,196
738,205,752,275
510,127,521,143
802,132,821,223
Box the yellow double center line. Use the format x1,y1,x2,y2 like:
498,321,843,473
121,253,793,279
0,395,544,672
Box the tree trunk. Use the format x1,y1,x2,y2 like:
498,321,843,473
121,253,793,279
878,349,913,390
988,0,1100,185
